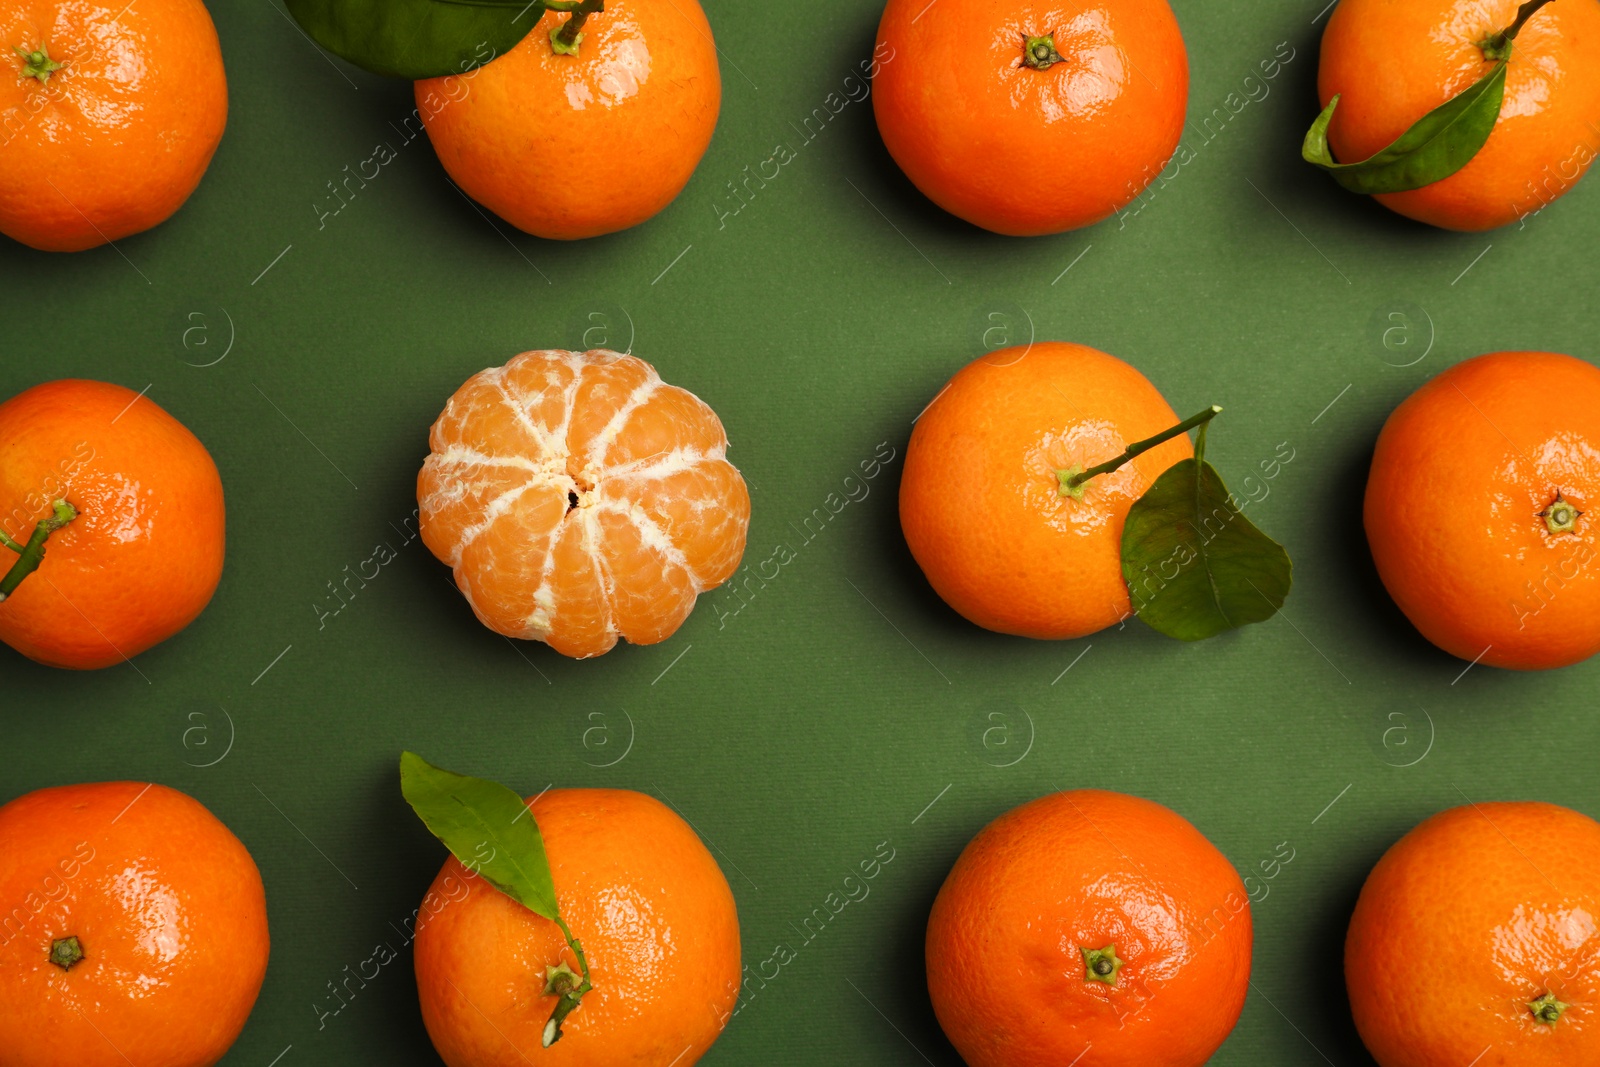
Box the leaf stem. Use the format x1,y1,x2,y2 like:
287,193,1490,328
1058,406,1221,498
1482,0,1555,60
547,0,604,55
0,499,78,603
542,915,594,1047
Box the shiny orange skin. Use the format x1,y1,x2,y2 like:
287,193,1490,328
1364,352,1600,670
872,0,1189,236
1319,0,1600,231
927,790,1252,1067
1347,802,1600,1067
900,342,1191,639
0,782,269,1067
0,380,226,670
414,788,740,1067
416,0,720,240
0,0,227,252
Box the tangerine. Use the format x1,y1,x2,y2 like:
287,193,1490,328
1346,800,1600,1066
872,0,1189,236
0,0,228,252
926,789,1252,1067
418,348,749,659
413,787,740,1067
0,380,226,670
1364,351,1600,670
1317,0,1600,231
900,341,1191,638
416,0,720,240
0,781,269,1067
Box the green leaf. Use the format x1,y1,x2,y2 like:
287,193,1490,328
1302,59,1509,195
283,0,545,80
1120,428,1292,641
399,751,559,920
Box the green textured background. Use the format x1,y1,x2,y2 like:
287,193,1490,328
4,0,1599,1063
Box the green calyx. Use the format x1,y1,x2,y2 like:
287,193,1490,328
49,935,84,970
1080,943,1124,986
13,44,63,85
1480,0,1554,61
1022,34,1063,71
0,499,78,602
1541,492,1582,535
1056,464,1087,500
1529,991,1569,1026
547,0,603,56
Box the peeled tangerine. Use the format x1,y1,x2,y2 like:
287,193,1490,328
418,349,749,659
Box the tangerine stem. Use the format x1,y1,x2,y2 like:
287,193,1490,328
1542,492,1582,534
49,935,84,970
1080,943,1124,986
1057,406,1221,498
1022,33,1064,70
541,914,594,1047
547,0,604,55
14,44,64,85
0,499,77,603
1482,0,1555,60
1530,992,1569,1026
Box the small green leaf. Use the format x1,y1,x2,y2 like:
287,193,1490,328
1302,59,1509,195
283,0,545,80
1120,428,1292,641
399,751,559,920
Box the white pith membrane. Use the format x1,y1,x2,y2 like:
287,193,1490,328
418,349,749,657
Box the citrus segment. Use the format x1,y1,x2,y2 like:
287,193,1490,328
418,349,748,658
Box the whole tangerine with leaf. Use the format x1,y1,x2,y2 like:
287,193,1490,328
1306,0,1600,230
872,0,1189,235
415,0,721,239
1365,351,1600,670
0,380,226,670
926,789,1253,1067
1346,800,1600,1066
0,780,269,1067
899,341,1290,642
0,0,228,252
417,348,749,659
402,753,741,1066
